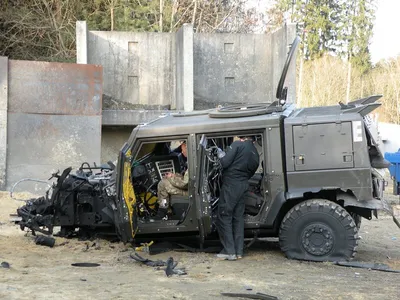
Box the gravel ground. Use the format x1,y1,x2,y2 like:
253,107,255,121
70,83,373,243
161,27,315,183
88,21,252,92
1,191,399,300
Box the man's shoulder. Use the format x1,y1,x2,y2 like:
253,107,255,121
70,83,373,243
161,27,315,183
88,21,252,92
231,140,243,148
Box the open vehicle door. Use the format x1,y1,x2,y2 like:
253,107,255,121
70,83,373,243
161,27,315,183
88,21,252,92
113,142,138,243
196,134,213,245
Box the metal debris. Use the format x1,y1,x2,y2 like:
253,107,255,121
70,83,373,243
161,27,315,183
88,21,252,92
220,292,279,300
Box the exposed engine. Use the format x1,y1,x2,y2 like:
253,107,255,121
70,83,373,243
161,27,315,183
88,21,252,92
16,162,117,237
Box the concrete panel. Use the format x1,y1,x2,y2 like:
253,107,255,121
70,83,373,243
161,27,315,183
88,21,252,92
76,21,88,64
101,126,134,164
0,56,7,189
8,60,102,115
193,24,296,109
6,60,103,192
6,113,101,192
176,24,194,111
88,31,176,107
102,109,171,126
193,33,271,109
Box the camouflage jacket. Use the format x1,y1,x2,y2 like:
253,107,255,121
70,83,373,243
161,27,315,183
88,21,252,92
168,170,189,189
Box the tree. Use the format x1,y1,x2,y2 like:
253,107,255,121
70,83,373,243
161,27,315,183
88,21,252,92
268,0,375,64
345,0,376,74
0,0,80,62
268,0,342,60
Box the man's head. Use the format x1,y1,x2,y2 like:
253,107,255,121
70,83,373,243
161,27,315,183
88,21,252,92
181,141,187,157
239,136,256,142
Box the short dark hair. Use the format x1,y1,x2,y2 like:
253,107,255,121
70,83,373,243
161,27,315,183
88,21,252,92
239,136,256,141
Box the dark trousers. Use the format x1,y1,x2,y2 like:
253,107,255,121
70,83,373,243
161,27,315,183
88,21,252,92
217,180,248,256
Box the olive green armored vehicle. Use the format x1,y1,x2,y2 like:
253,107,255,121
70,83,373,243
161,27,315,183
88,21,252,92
16,36,399,262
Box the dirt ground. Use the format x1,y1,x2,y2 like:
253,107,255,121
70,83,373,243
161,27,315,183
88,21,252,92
1,191,399,300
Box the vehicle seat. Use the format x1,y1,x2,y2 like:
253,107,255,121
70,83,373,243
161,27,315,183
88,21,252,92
169,195,189,220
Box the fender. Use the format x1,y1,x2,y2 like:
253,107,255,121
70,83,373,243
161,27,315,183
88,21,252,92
336,191,387,210
263,191,287,227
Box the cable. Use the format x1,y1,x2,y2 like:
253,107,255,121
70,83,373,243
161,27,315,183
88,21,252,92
10,178,52,202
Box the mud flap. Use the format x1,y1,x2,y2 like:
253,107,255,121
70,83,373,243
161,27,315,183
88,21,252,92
381,198,400,229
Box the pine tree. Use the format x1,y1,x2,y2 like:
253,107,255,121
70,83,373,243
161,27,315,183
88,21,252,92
268,0,375,66
346,0,376,74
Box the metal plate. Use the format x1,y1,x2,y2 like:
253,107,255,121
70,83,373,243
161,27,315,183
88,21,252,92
8,60,102,115
293,122,354,171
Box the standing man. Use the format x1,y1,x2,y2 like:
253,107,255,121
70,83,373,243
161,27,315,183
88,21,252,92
216,136,259,260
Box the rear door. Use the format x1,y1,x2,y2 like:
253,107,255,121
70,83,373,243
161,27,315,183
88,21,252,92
196,134,213,244
114,142,138,243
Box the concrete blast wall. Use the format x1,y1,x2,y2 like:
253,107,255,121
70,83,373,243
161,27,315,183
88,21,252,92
193,25,297,109
0,57,8,189
79,22,296,115
87,30,177,109
3,59,103,192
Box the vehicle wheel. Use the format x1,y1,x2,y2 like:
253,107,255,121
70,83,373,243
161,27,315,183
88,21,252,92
279,199,358,262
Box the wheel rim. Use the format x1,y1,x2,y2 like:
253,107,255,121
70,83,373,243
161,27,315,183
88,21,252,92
301,223,334,256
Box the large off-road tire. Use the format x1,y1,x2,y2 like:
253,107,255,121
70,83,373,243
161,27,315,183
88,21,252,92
279,199,358,262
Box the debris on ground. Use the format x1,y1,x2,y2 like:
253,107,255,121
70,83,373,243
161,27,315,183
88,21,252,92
334,261,400,273
34,235,55,247
71,263,100,267
129,253,187,276
129,252,168,267
165,257,187,277
135,241,154,253
1,261,10,269
220,292,279,300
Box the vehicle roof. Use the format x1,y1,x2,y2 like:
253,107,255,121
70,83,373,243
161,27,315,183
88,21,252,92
134,110,283,139
292,105,342,117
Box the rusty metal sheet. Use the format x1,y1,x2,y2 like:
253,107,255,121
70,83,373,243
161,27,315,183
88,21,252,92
8,60,102,115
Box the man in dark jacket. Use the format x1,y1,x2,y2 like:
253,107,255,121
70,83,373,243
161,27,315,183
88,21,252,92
216,136,260,260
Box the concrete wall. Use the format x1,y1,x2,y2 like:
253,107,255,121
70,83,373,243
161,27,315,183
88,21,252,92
80,22,297,114
5,60,103,192
101,126,134,163
193,24,296,109
87,30,176,109
0,57,8,190
175,24,194,111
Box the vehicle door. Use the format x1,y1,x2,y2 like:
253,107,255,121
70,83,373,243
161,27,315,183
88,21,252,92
196,134,214,244
114,142,138,243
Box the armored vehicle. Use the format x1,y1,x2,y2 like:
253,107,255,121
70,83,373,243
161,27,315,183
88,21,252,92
15,36,399,262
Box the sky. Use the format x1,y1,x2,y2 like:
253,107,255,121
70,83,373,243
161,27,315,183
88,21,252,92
247,0,400,64
370,0,400,63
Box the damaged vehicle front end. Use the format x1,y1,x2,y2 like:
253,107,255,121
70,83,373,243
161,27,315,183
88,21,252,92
16,162,120,239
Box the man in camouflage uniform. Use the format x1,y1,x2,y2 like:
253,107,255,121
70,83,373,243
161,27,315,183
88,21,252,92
157,170,189,200
155,142,188,220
